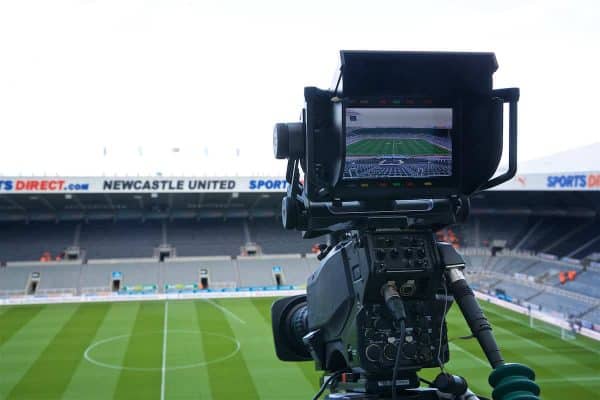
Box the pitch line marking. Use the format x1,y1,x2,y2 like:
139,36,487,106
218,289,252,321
83,330,240,371
449,342,489,367
483,306,600,356
204,299,246,324
537,376,600,383
161,301,168,400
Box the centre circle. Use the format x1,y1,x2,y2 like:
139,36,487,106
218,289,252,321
84,330,240,371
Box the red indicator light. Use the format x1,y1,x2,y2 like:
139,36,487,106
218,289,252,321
377,182,389,187
406,182,415,187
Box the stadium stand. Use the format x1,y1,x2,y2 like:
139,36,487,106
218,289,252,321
237,254,313,287
0,265,32,294
81,259,160,291
0,221,78,261
1,188,600,335
544,221,599,257
162,256,237,289
167,219,245,256
80,221,162,259
247,218,309,254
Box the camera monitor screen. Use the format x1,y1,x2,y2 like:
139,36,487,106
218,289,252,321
344,107,453,179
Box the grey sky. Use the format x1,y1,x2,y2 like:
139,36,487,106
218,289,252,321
0,0,598,176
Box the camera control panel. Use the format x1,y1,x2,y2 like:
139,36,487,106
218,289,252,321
356,301,448,372
368,232,437,274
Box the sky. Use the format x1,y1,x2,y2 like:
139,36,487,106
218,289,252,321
0,0,598,177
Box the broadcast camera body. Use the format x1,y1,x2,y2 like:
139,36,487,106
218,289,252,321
271,51,539,400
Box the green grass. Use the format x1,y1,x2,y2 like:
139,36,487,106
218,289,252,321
346,138,450,157
0,298,598,399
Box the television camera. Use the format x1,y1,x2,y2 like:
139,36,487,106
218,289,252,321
270,51,541,400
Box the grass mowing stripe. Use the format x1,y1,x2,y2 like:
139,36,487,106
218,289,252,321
483,305,600,372
0,306,44,347
346,138,449,156
479,303,598,397
443,302,597,396
0,304,79,398
160,302,168,400
164,300,212,400
113,301,164,400
483,303,600,356
223,298,316,399
61,301,141,400
249,297,320,391
194,299,260,399
7,302,110,399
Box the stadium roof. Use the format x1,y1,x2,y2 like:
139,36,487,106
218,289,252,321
517,142,600,174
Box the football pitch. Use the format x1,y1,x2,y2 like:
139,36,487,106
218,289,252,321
346,139,450,157
0,298,599,400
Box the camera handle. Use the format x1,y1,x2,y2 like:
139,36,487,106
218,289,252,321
438,244,540,400
479,88,520,191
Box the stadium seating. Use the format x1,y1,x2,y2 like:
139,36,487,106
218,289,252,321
36,263,82,291
81,259,160,289
167,220,245,256
3,212,600,328
0,265,31,293
0,221,77,261
162,257,237,288
247,218,311,254
80,221,162,259
237,254,312,287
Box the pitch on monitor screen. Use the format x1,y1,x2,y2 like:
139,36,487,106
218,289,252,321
344,108,453,179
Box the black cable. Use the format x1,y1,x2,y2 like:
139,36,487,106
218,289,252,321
312,371,344,400
437,277,449,373
419,377,433,386
391,319,406,400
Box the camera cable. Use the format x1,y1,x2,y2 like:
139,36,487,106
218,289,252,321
437,276,449,374
381,282,408,400
312,370,344,400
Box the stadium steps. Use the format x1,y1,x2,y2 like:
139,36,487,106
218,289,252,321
535,271,551,284
570,235,600,259
540,221,593,254
519,260,543,275
233,258,242,287
483,255,498,271
578,302,600,319
73,223,82,247
158,262,165,292
513,218,544,251
76,264,84,295
487,278,504,289
525,288,546,302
